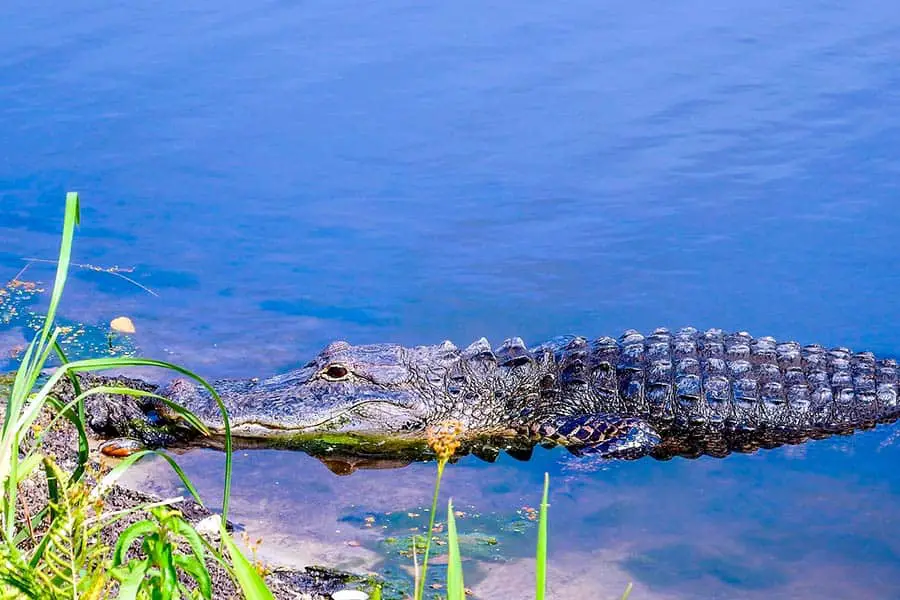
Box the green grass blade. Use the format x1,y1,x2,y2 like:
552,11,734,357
196,531,238,580
26,524,52,570
3,337,39,435
42,458,62,521
3,192,81,457
13,454,42,486
218,519,275,600
51,340,90,485
1,329,60,491
445,499,465,600
39,192,80,344
619,582,634,600
535,472,549,600
21,356,231,517
415,461,446,600
173,554,212,599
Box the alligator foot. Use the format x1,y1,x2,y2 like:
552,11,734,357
534,414,661,459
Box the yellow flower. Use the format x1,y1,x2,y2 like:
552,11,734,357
426,420,465,463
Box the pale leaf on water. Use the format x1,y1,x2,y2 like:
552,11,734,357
110,316,136,334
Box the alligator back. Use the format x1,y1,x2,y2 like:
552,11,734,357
536,327,900,459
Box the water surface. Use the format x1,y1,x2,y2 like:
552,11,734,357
2,1,900,597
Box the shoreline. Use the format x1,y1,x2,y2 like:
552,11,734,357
5,378,378,600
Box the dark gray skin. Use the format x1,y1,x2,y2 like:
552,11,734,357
80,327,900,465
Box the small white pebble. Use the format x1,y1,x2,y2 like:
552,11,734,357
194,515,222,540
331,590,368,600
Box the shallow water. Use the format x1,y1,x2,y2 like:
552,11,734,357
3,1,900,597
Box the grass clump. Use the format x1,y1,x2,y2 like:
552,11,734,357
0,193,273,599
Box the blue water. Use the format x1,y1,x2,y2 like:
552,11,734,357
3,1,900,597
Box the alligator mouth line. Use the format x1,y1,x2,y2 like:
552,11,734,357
206,399,414,435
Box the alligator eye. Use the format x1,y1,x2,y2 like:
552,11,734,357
321,364,350,381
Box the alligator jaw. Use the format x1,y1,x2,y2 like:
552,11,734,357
217,399,427,439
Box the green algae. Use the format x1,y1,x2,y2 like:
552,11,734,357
231,430,438,461
338,502,543,599
1,274,138,368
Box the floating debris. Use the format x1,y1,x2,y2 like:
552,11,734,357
110,316,137,334
1,272,139,365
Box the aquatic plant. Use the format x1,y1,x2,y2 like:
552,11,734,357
412,420,463,600
413,429,633,600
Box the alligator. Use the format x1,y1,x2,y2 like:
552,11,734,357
69,327,900,465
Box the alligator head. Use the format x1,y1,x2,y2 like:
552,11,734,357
161,339,476,442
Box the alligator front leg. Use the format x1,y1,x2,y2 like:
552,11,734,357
533,414,661,459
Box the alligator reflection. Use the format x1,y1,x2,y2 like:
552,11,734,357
200,433,543,475
194,425,864,475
